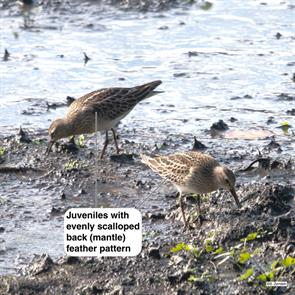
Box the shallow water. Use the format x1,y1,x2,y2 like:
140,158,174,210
0,0,294,274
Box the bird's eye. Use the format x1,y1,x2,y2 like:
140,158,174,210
225,178,229,184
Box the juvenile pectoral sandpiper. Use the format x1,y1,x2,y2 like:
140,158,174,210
141,151,241,228
47,80,162,158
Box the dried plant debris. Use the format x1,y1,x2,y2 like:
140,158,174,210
2,48,10,61
192,137,207,151
240,154,293,178
16,127,32,143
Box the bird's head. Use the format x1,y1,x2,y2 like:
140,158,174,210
46,118,70,154
214,166,241,208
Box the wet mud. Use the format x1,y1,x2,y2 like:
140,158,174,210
1,0,295,294
0,124,294,294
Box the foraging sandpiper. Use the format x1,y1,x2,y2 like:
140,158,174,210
141,151,241,228
47,80,162,158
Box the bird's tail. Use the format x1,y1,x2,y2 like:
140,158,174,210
140,154,152,165
140,154,161,172
132,80,163,101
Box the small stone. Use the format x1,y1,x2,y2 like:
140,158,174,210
148,247,161,259
110,154,134,163
167,273,179,284
275,32,282,39
173,72,187,78
210,120,229,131
187,51,198,57
51,207,62,215
16,127,32,143
286,109,295,115
148,212,166,220
66,256,80,264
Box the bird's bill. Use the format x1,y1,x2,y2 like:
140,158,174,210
46,141,54,155
230,187,242,208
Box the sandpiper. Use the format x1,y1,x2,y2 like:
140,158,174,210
47,80,162,158
141,151,241,228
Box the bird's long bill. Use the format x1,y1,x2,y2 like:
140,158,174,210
230,187,242,208
46,141,54,155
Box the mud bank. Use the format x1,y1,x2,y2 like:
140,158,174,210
1,0,295,293
0,127,294,294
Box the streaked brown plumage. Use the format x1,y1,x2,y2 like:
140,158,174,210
141,151,241,228
47,80,162,158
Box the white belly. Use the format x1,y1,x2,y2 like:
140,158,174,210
96,111,132,131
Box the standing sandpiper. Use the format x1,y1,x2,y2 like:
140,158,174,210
141,151,241,228
47,80,162,158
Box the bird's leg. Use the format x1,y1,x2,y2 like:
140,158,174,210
100,131,109,159
111,128,120,154
179,192,187,229
196,194,203,225
190,194,204,226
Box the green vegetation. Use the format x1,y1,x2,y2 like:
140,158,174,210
239,267,253,281
170,230,294,286
280,121,290,134
170,242,199,257
32,139,43,145
77,135,85,148
0,147,6,156
64,160,80,171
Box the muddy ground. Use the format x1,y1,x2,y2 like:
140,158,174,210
0,123,294,295
1,0,295,294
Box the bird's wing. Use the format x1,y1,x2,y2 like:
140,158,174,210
69,81,162,120
141,153,194,185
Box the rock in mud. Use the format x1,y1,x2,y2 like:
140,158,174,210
210,120,229,132
148,247,161,259
286,108,295,115
16,127,32,143
275,32,282,39
230,117,238,122
110,153,134,163
58,256,80,265
277,93,294,101
148,212,166,220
